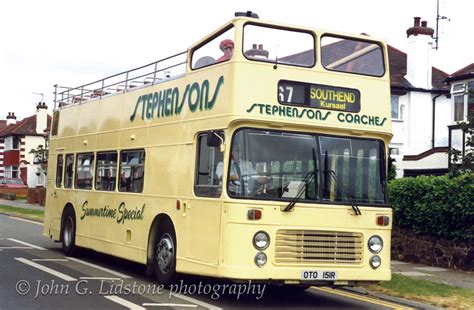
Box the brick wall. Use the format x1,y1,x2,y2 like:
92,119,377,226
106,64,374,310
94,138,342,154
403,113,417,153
392,228,474,271
0,188,28,196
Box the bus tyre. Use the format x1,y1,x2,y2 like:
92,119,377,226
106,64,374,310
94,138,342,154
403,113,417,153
154,225,177,285
61,208,77,257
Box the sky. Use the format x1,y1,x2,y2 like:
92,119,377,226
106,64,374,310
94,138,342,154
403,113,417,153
0,0,472,119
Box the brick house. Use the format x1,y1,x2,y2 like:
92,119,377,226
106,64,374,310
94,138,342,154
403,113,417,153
0,102,51,188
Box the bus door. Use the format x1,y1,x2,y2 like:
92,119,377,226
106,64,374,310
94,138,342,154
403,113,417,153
185,133,224,265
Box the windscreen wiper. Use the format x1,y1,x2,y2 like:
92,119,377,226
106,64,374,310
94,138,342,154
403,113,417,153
323,150,362,216
326,170,362,216
282,148,318,212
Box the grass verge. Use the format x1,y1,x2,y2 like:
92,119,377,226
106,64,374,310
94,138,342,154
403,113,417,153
369,273,473,309
0,205,44,222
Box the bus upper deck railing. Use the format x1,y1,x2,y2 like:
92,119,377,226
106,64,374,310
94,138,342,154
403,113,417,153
53,51,187,110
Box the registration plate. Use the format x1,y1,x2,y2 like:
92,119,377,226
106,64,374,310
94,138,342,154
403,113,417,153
301,270,337,281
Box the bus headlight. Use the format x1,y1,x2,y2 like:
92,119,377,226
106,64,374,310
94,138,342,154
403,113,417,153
253,231,270,250
370,255,381,269
368,235,383,254
255,252,267,267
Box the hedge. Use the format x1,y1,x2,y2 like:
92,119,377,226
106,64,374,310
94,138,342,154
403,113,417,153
388,173,474,241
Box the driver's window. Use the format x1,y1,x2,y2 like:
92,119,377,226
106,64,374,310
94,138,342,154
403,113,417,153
192,26,235,69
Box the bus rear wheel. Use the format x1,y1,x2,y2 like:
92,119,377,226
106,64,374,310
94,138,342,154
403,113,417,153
61,208,77,257
154,225,177,285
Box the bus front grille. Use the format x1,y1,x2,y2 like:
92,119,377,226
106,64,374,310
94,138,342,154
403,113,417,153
274,230,363,264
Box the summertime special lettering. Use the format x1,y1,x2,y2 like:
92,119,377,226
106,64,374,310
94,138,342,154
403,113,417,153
80,201,145,225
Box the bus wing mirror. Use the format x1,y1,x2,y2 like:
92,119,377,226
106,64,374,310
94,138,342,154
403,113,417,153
207,130,225,152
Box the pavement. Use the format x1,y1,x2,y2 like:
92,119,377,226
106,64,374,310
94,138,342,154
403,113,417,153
0,198,45,211
1,198,473,308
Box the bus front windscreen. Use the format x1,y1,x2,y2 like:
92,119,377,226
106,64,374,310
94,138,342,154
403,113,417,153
227,129,387,206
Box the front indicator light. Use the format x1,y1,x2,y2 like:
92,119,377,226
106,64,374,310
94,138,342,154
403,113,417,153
370,255,381,269
368,235,383,254
255,252,267,267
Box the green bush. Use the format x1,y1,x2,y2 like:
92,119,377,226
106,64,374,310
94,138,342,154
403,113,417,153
388,173,474,241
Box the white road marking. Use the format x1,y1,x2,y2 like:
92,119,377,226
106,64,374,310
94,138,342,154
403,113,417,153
9,217,43,226
15,257,77,282
173,293,222,310
79,277,122,281
7,238,46,250
143,303,197,308
104,295,146,310
0,246,33,249
32,258,69,262
67,257,131,279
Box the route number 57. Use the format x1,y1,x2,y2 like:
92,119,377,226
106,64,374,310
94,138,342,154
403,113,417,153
278,85,293,103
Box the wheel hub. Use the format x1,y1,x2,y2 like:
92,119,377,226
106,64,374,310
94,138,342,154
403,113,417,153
156,234,174,274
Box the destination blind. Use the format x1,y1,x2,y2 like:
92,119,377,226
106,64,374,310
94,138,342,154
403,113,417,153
278,80,361,113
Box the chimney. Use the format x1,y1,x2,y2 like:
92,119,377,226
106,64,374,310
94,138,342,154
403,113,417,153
6,112,17,125
36,102,48,134
405,17,435,89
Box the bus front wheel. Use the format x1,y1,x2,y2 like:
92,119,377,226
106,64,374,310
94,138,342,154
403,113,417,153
61,208,77,257
154,225,177,285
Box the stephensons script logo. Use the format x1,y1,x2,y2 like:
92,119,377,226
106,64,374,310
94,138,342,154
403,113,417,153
247,103,387,127
130,76,224,122
80,201,145,224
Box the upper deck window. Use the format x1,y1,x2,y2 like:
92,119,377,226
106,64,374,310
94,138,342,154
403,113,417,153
321,36,385,77
243,24,315,67
192,26,235,70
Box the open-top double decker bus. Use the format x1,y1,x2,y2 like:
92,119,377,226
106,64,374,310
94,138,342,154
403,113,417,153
44,11,392,287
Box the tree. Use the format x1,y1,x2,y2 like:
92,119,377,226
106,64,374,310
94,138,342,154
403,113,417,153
29,144,49,175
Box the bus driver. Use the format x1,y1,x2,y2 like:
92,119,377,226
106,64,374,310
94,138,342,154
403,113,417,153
216,143,272,195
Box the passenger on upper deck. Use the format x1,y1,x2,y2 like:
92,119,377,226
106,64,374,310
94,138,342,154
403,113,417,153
217,39,234,62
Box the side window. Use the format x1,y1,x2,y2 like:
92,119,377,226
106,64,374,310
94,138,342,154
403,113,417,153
96,152,118,191
194,133,224,197
64,154,74,188
75,153,94,190
192,26,235,69
56,155,64,188
119,150,145,193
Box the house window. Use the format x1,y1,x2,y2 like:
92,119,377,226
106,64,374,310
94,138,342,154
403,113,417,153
391,95,402,120
4,137,20,151
452,80,474,122
4,166,19,178
454,95,464,122
468,81,474,117
390,148,400,155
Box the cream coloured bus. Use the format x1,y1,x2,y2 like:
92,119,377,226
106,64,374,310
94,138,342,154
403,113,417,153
44,12,392,287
